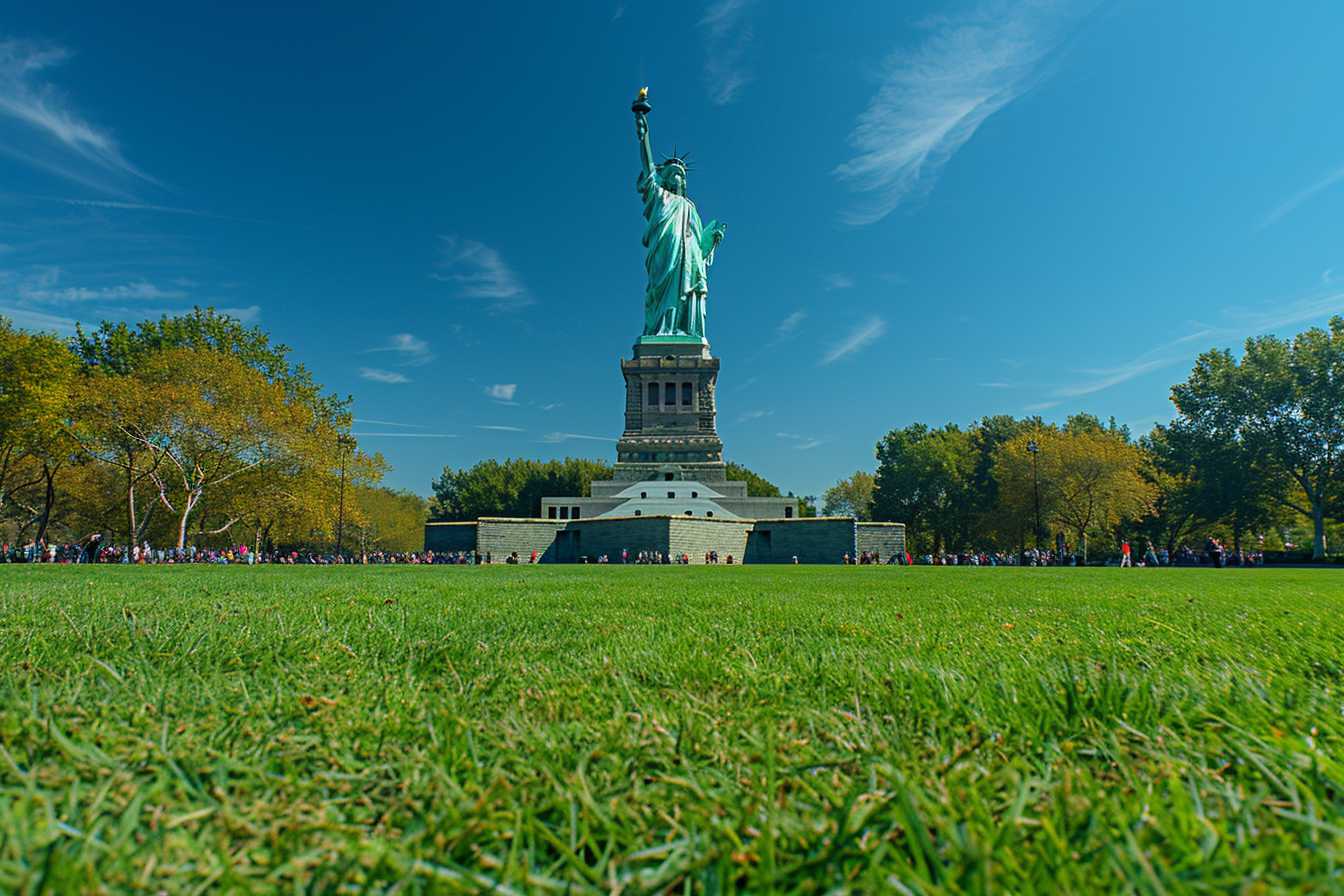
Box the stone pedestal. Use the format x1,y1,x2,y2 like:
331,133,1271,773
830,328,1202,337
613,337,726,482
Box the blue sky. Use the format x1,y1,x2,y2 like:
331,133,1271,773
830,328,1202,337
3,1,1343,499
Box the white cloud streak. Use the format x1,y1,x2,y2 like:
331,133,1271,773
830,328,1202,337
359,367,411,384
1035,288,1344,406
351,431,458,438
0,303,77,334
484,383,517,401
353,418,426,428
1263,162,1344,228
0,40,154,189
365,332,435,366
433,236,532,312
475,424,526,432
700,0,755,105
542,432,617,443
820,315,887,364
20,279,185,303
835,2,1085,225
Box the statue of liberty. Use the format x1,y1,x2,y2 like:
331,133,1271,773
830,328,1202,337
632,88,726,340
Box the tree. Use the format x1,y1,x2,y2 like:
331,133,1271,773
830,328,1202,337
353,487,429,553
1137,427,1201,554
822,471,875,519
1155,421,1282,553
871,424,976,553
152,349,319,548
431,458,614,520
72,306,349,428
966,415,1038,547
724,462,781,497
67,364,173,546
0,319,78,542
995,427,1154,562
1171,319,1344,558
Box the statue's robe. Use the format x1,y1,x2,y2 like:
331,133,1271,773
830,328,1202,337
638,169,717,338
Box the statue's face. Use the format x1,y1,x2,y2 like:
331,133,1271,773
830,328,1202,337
662,168,686,194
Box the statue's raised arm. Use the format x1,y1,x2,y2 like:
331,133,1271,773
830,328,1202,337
632,87,654,178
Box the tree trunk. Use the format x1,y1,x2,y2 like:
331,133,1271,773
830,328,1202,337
1311,500,1327,560
126,462,138,550
177,495,197,551
1079,528,1088,564
34,463,55,545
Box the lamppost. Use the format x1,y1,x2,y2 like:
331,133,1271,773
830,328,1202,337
1027,439,1043,550
334,433,356,557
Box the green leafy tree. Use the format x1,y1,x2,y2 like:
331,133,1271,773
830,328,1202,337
724,462,781,497
821,471,874,519
431,458,614,520
871,423,976,553
1171,319,1344,558
966,415,1038,546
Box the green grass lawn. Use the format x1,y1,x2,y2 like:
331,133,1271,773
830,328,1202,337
0,566,1340,893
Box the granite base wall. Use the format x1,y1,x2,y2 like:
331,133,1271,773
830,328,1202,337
668,517,752,562
423,522,477,553
476,519,566,561
567,516,671,561
425,515,902,564
745,518,857,564
856,522,907,561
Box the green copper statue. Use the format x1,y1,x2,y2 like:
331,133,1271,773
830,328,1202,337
632,88,725,340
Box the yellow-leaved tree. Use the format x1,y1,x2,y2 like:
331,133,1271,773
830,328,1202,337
994,418,1155,562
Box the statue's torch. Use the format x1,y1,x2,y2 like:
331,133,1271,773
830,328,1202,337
632,86,651,115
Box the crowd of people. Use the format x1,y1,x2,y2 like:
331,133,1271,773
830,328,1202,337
0,538,487,565
915,538,1265,567
2,535,1267,567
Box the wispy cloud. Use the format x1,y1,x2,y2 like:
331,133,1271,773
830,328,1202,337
1024,400,1060,412
700,0,756,106
364,332,435,366
359,367,410,384
1032,287,1344,408
824,273,855,291
354,418,426,428
484,383,517,401
835,3,1086,225
0,39,154,191
777,432,824,451
475,424,526,432
19,277,185,303
0,303,76,334
351,431,457,438
1054,359,1166,398
737,409,773,422
433,236,532,312
773,310,807,342
542,432,617,443
1263,162,1344,228
820,315,887,364
978,381,1014,389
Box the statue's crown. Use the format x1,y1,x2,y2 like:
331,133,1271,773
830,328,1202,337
659,153,689,174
